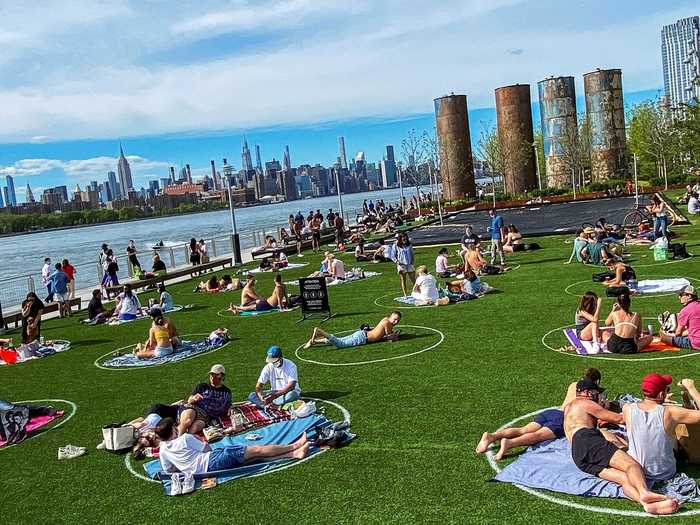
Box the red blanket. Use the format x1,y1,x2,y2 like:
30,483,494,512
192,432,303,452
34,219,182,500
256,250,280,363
221,402,291,434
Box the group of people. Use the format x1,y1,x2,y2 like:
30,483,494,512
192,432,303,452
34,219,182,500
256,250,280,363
40,257,76,317
477,368,700,515
227,274,288,314
85,282,175,325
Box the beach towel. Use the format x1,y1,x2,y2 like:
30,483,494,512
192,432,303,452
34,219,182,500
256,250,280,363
143,415,352,494
562,328,679,355
99,338,229,368
0,412,64,447
493,435,700,503
286,271,381,287
223,402,291,434
636,278,691,295
106,305,184,326
247,263,308,274
0,340,72,365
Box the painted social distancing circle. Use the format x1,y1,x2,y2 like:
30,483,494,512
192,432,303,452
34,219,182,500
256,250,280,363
486,407,700,517
564,276,699,299
0,399,77,452
124,397,351,484
541,321,700,362
294,324,444,366
94,333,231,370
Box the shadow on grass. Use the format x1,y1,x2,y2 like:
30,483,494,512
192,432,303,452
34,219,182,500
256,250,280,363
303,390,351,400
75,339,112,346
517,257,564,266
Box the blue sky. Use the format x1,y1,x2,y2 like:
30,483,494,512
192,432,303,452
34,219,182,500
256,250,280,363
0,0,695,201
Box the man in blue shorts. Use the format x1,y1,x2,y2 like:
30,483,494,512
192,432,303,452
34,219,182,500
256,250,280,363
488,208,506,266
304,312,401,349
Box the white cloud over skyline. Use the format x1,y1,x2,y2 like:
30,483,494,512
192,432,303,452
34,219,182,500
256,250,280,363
0,0,694,144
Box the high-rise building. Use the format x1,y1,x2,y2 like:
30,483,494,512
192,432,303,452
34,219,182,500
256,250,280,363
90,180,99,193
117,143,134,194
242,139,254,172
25,183,35,203
662,16,700,106
283,146,291,171
380,144,398,187
255,145,263,172
99,183,109,203
338,137,348,169
169,167,176,183
107,171,121,200
0,186,4,207
149,180,160,193
4,187,12,208
210,160,221,190
185,164,192,184
5,175,17,206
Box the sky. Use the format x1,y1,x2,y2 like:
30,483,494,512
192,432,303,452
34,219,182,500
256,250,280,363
0,0,695,202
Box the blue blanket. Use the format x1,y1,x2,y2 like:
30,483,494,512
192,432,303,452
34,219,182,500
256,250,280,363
494,436,700,502
144,415,342,494
100,338,228,368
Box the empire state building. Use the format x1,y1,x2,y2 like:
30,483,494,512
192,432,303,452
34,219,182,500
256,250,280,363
117,143,134,195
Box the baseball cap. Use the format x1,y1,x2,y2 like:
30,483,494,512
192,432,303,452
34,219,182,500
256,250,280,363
576,377,605,393
641,373,672,397
266,345,282,363
679,285,697,297
209,364,226,375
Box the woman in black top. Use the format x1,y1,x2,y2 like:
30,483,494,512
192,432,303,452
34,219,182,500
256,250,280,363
189,238,201,266
21,292,44,344
126,240,141,271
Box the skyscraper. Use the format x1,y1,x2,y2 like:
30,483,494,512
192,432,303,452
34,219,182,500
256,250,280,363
338,137,348,169
5,175,16,206
107,171,121,200
242,139,254,172
25,183,35,203
255,145,263,172
117,143,134,195
283,145,291,171
2,187,9,208
380,144,397,187
662,16,700,106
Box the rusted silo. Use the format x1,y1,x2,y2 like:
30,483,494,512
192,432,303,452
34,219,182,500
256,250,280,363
584,69,627,181
434,94,476,200
495,84,537,194
537,76,578,188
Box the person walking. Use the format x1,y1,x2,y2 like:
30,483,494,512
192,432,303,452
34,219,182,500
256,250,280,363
62,259,76,300
126,240,141,274
41,257,54,303
488,208,506,266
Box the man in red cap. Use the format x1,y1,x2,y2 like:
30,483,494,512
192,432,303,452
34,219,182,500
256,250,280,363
564,378,679,514
660,285,700,350
624,373,700,484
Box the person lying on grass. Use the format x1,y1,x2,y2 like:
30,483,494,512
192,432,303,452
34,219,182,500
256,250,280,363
602,293,652,354
660,285,700,351
565,378,678,515
177,364,231,435
228,274,288,314
476,368,616,461
121,402,182,459
133,309,180,359
155,416,309,476
194,275,222,294
248,345,301,408
575,291,603,345
625,373,700,483
304,311,401,349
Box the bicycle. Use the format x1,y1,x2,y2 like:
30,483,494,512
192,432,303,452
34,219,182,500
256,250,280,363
621,199,676,231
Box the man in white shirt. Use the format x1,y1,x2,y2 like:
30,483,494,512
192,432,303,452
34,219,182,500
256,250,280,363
688,193,700,215
249,346,301,407
155,417,309,476
41,257,54,303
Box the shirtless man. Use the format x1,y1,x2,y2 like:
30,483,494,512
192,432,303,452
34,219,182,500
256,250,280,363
240,275,261,306
310,214,322,252
304,312,401,349
476,369,607,460
565,378,678,515
229,274,288,313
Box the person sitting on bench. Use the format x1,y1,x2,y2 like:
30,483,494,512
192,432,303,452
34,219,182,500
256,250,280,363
304,312,402,349
660,285,700,350
248,345,301,408
575,291,603,345
152,254,167,274
602,293,652,354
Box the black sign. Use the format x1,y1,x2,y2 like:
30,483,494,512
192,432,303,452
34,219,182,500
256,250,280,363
298,277,333,322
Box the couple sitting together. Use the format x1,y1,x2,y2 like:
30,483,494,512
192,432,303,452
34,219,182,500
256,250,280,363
195,274,238,294
308,252,345,282
228,274,288,314
477,368,700,515
304,312,401,349
258,250,289,272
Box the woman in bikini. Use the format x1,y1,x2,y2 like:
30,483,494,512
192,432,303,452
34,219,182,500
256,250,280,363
575,291,603,344
134,310,180,359
503,225,524,253
601,259,638,295
602,293,652,354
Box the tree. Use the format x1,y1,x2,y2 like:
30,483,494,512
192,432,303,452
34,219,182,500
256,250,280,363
401,128,427,211
475,124,503,204
533,130,546,190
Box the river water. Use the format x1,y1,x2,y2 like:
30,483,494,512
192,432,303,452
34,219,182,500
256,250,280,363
0,187,412,305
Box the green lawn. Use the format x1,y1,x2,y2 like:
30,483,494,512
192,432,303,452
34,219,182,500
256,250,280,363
3,202,700,524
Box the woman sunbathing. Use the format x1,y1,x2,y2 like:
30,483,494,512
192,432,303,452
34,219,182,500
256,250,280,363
134,309,180,359
575,291,603,345
195,275,221,293
602,293,652,353
601,259,637,295
502,225,524,253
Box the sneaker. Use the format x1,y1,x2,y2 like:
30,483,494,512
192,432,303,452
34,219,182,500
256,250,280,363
330,420,350,431
298,254,304,258
58,444,87,460
170,473,182,496
96,441,106,450
180,473,196,495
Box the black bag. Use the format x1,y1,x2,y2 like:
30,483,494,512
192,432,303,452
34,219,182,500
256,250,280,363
592,271,615,283
288,294,302,308
605,285,630,297
669,243,690,259
482,265,501,275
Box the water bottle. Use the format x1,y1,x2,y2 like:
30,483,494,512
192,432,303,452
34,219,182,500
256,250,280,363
39,336,45,346
648,324,653,337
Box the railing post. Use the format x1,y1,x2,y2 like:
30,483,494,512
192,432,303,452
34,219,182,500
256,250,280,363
97,262,104,285
211,239,217,258
169,248,176,269
27,275,35,293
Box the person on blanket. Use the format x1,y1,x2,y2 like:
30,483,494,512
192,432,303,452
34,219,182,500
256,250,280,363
133,309,180,359
625,374,700,484
476,369,612,460
248,346,301,408
575,291,603,345
303,312,401,349
602,293,652,354
177,364,232,435
601,259,638,296
155,417,310,476
228,274,287,314
565,378,679,515
660,285,700,350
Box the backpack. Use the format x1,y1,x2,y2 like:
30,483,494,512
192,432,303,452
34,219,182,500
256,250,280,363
669,243,690,259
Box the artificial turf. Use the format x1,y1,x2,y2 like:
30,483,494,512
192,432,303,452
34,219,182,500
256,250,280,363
3,196,700,524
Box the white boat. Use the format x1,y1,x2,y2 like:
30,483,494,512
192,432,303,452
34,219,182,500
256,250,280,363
150,240,181,250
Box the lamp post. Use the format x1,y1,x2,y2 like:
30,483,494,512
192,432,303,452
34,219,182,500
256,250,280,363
532,141,542,191
333,167,344,220
226,175,242,266
633,153,639,206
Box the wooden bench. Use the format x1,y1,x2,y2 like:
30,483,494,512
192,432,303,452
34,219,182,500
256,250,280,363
2,297,82,329
105,257,234,296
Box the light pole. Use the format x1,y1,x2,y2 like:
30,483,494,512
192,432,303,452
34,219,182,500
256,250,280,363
633,153,639,206
571,168,577,200
226,175,242,266
532,142,542,191
333,167,344,220
429,162,444,225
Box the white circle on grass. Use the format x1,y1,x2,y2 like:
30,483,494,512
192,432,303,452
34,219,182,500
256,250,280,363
486,407,700,517
294,324,444,366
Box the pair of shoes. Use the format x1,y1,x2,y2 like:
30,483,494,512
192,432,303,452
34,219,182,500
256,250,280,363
58,444,87,460
170,473,195,496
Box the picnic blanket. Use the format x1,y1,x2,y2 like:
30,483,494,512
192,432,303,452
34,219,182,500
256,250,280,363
223,401,291,434
0,340,72,365
286,271,381,287
0,411,64,448
99,338,229,368
144,415,351,494
247,262,307,274
562,328,679,355
106,305,185,326
494,435,700,503
636,278,691,295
